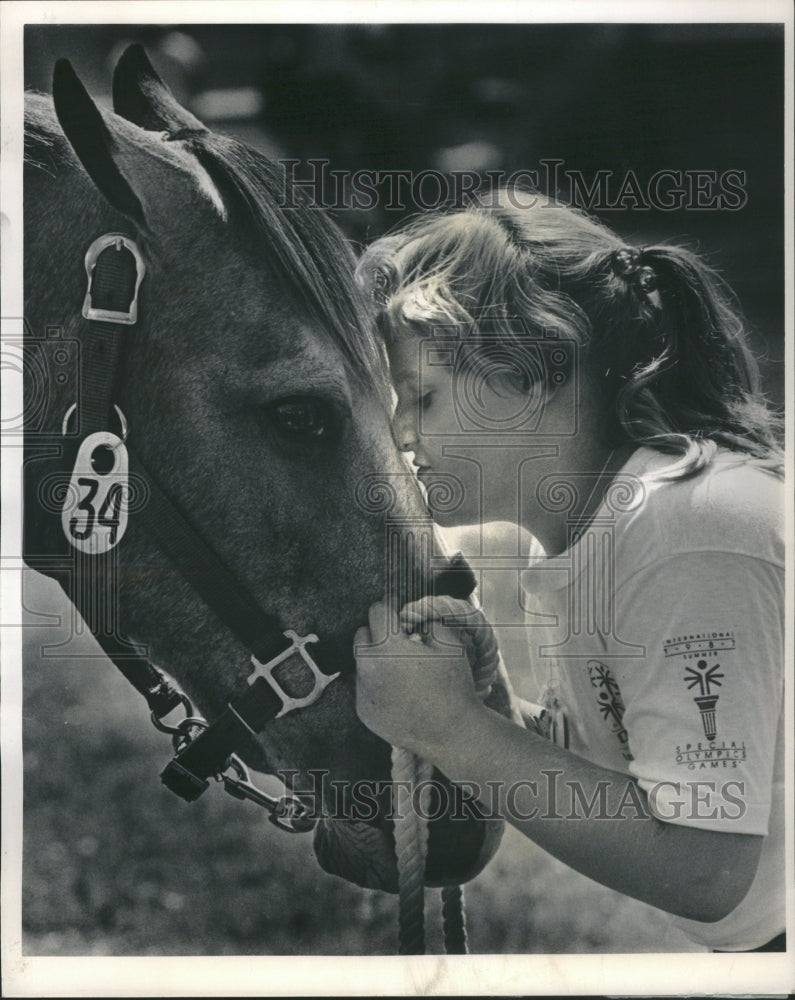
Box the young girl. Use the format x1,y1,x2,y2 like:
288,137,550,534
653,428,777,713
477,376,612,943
352,192,785,952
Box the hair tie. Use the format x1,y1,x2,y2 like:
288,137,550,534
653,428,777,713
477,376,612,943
610,247,662,311
371,266,391,307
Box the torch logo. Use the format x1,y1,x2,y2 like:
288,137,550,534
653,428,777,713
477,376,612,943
683,659,724,740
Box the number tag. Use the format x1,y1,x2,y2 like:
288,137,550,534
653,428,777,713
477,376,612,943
61,431,130,553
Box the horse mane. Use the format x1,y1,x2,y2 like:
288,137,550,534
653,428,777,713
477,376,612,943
24,91,389,398
181,132,390,397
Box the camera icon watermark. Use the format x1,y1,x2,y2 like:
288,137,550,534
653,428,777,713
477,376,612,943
2,320,81,439
417,320,579,438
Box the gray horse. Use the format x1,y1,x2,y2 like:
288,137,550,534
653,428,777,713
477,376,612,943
23,46,510,904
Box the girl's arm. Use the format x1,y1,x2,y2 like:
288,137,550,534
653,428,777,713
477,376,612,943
355,601,763,923
425,698,761,922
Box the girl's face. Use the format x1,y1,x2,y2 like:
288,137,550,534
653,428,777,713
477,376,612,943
388,334,531,526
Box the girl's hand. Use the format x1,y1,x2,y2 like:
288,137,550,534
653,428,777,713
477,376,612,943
354,599,484,758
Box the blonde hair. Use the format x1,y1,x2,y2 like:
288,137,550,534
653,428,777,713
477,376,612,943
357,191,783,478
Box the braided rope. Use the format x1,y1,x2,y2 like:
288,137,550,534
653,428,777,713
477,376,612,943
391,746,433,954
391,597,500,955
440,884,468,954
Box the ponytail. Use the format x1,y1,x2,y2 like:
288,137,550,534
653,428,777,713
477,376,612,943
599,243,783,477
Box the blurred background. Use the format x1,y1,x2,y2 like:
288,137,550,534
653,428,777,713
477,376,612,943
21,22,785,956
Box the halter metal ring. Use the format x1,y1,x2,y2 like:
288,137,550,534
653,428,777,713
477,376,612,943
62,403,128,442
150,692,196,734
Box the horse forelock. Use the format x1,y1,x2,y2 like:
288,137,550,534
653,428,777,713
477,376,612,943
184,133,391,403
24,92,72,172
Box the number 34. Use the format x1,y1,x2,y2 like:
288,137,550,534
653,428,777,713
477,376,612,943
69,477,125,546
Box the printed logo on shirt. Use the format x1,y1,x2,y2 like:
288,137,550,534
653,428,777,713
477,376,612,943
675,740,747,770
662,629,737,740
538,683,570,750
587,659,633,762
663,630,735,660
534,706,570,749
683,659,724,739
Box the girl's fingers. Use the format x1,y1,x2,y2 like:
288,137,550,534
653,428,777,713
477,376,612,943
362,595,479,649
399,595,476,631
366,599,400,644
399,596,434,632
353,625,372,651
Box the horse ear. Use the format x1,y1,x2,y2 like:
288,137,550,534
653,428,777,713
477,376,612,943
112,43,206,134
53,58,146,227
52,59,225,231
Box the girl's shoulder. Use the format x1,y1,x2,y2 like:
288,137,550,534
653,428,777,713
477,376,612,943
620,446,784,568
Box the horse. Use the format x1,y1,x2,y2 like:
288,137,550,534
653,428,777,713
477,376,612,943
22,45,512,934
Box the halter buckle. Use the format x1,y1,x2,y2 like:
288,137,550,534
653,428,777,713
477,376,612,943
82,234,146,325
248,629,339,718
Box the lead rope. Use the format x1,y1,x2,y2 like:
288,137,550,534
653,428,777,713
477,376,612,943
391,746,435,955
391,596,501,955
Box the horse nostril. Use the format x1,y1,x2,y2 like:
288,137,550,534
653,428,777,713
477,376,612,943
90,444,115,474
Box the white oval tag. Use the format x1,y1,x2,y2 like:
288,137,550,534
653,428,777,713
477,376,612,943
61,431,130,553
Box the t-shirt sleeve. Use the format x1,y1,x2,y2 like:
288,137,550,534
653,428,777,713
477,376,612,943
610,551,783,834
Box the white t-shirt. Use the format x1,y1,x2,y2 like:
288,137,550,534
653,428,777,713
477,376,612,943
520,446,785,951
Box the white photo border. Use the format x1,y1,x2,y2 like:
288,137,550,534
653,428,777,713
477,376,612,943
2,1,793,995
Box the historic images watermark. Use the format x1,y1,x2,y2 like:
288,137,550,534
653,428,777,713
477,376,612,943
280,768,748,824
279,158,748,213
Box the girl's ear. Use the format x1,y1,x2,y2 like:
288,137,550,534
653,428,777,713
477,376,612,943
112,43,206,134
52,58,226,234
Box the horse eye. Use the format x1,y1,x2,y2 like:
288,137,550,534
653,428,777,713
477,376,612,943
270,397,333,438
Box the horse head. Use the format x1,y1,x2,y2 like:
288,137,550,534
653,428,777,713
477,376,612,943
23,46,509,896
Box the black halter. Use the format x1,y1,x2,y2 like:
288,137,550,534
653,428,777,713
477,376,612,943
28,233,342,828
